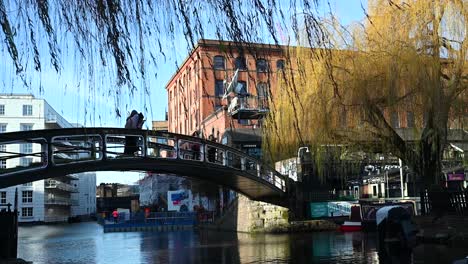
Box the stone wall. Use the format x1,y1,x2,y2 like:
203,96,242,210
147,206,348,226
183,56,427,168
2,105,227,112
216,194,289,233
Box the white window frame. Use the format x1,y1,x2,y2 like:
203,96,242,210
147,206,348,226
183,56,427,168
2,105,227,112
0,192,6,204
0,124,6,133
20,143,33,154
20,123,33,131
21,207,33,217
20,157,33,167
23,105,33,116
22,190,33,203
0,105,5,115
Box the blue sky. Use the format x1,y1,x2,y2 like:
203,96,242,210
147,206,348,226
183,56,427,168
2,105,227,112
0,0,367,184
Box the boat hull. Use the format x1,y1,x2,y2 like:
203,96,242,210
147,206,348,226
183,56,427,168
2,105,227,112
340,221,362,232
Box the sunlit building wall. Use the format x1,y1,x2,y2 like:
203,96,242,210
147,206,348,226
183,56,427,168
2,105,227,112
0,94,96,223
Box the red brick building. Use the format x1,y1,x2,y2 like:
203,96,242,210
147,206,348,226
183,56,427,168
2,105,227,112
166,39,287,157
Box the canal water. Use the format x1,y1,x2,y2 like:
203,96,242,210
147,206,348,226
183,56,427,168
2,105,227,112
18,222,466,264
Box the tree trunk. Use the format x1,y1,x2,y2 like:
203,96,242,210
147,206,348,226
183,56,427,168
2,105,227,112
418,109,448,189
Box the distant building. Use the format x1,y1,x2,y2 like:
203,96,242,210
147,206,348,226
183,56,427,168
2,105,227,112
152,120,168,132
71,172,97,217
96,183,139,198
0,94,96,223
96,183,139,213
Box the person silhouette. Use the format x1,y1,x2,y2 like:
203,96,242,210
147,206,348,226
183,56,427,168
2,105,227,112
124,110,144,155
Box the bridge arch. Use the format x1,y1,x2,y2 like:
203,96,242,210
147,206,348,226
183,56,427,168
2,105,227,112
0,128,287,206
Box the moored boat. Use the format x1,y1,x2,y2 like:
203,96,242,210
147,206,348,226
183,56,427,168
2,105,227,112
340,221,362,232
339,205,362,232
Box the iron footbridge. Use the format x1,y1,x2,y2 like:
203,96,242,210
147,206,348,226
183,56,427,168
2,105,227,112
0,128,288,206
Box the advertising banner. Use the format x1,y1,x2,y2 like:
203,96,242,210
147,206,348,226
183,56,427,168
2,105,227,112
167,190,192,212
360,202,415,223
447,173,465,181
310,202,328,218
310,201,353,218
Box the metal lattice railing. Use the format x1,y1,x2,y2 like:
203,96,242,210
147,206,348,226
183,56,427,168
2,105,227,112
0,128,287,194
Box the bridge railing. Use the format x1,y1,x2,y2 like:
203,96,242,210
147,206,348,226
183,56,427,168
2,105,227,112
52,135,103,164
0,128,287,193
0,138,48,174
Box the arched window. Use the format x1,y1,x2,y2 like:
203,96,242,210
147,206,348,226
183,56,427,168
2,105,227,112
213,56,225,70
276,59,285,70
234,56,247,70
256,59,268,72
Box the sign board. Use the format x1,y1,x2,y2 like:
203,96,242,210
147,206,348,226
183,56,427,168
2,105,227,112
309,201,353,218
310,202,328,218
447,173,465,181
167,190,192,212
360,202,415,223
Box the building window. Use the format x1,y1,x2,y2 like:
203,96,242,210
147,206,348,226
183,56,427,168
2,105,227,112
21,207,33,217
0,192,6,204
0,160,5,169
391,112,400,128
256,59,268,72
22,182,32,187
276,59,285,70
213,56,225,70
23,105,33,116
20,124,33,131
20,143,33,154
256,82,269,97
0,124,6,133
215,80,224,97
0,105,4,115
238,119,249,125
22,191,33,203
237,81,248,95
257,82,269,109
372,185,377,196
20,157,32,167
407,111,415,128
234,56,247,70
0,144,5,152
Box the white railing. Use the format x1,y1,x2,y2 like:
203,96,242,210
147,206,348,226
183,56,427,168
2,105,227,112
45,179,78,192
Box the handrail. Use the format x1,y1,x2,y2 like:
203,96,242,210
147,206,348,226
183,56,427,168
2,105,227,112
0,128,287,194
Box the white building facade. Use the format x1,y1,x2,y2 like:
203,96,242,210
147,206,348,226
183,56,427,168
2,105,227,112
71,172,97,217
0,94,96,222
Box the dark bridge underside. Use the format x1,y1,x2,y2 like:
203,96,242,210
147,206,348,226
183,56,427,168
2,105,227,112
0,158,287,206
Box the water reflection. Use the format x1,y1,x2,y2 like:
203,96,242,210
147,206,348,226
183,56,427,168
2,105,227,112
18,222,466,264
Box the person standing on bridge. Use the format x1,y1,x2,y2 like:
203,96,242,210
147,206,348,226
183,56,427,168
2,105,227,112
124,110,145,155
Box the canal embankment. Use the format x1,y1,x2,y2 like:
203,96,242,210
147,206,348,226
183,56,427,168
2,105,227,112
414,215,468,244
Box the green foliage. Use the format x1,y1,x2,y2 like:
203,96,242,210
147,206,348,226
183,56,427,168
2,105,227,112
263,0,467,186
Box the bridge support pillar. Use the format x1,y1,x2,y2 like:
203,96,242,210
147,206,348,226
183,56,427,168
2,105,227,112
215,194,289,233
0,206,18,260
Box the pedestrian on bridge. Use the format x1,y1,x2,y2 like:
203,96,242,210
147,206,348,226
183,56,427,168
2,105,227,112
124,110,145,155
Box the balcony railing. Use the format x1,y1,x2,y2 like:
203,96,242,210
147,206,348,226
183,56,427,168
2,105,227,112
45,197,78,206
45,179,78,192
228,95,269,119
